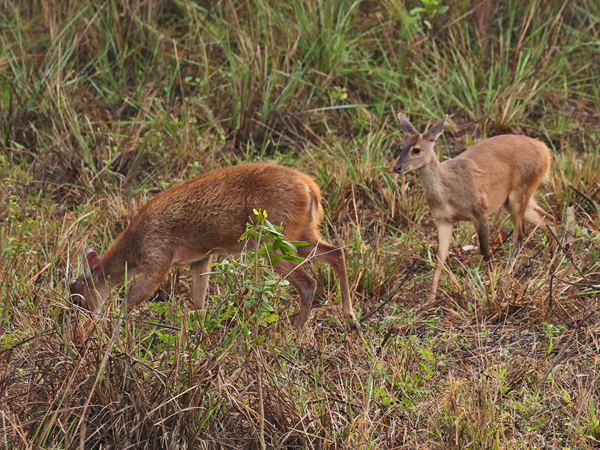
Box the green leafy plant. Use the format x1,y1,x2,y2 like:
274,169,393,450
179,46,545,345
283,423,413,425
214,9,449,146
410,0,449,29
205,209,308,344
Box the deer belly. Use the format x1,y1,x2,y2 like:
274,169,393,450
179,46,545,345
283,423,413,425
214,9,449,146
171,248,210,265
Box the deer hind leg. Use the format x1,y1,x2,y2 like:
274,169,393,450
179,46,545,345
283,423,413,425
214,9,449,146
505,191,529,269
428,222,453,303
273,259,316,331
474,216,491,261
190,255,214,310
297,234,359,332
524,198,558,257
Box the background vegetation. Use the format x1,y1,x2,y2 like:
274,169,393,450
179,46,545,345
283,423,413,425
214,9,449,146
1,0,600,448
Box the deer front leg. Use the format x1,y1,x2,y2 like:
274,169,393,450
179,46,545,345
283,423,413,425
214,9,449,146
190,255,214,310
126,265,171,311
427,222,453,303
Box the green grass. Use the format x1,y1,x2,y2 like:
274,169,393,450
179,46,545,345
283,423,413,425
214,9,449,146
1,0,600,448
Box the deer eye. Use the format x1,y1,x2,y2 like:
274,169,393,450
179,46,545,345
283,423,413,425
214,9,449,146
413,147,421,154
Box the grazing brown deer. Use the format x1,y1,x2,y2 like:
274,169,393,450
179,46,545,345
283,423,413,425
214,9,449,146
70,163,359,332
393,113,557,302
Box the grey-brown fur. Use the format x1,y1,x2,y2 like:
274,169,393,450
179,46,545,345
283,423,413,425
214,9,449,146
393,113,557,302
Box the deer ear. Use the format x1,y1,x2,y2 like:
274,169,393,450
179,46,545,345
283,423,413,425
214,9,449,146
397,113,418,135
84,246,102,277
423,115,448,142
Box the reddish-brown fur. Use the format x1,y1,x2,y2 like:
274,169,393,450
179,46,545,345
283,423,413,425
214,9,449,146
70,163,359,331
393,113,557,302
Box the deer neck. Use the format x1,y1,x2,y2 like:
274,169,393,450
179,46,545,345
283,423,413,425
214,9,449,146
417,157,448,207
98,236,135,287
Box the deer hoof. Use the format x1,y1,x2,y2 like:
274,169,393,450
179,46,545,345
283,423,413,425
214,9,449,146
348,319,361,333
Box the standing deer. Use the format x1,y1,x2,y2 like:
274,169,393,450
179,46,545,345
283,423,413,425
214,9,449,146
70,163,360,332
393,113,557,302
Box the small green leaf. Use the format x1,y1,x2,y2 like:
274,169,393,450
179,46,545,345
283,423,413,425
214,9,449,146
262,312,279,324
289,240,309,247
282,255,305,263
